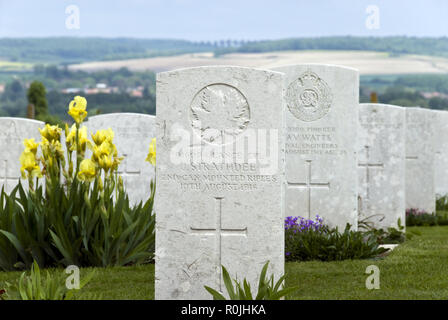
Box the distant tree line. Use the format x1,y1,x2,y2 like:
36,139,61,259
31,65,156,93
4,36,448,64
0,38,216,64
213,36,448,58
360,74,448,109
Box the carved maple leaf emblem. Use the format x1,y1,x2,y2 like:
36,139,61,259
191,84,250,143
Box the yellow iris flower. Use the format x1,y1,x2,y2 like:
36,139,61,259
78,126,89,151
98,155,114,172
65,124,76,149
39,124,61,143
77,159,96,182
68,96,88,124
23,138,39,155
145,138,156,166
111,156,124,172
90,140,115,160
41,136,64,157
88,139,120,172
20,150,42,179
66,124,89,152
91,128,114,146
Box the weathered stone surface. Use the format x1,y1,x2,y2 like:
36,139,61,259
405,107,436,213
0,117,45,194
273,64,359,230
432,110,448,197
155,66,285,300
85,113,156,205
358,104,406,229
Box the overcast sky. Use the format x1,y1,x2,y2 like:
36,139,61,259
0,0,447,40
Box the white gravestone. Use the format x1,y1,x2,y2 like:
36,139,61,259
85,113,156,205
155,66,285,300
432,110,448,197
358,104,406,229
273,64,359,230
0,118,45,194
405,107,436,213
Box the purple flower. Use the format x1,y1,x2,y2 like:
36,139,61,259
406,208,429,216
284,215,325,233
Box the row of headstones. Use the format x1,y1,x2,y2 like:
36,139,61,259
154,65,448,299
0,64,446,299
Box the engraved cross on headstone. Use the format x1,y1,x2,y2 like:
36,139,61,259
0,160,20,191
189,197,247,292
358,145,384,199
287,160,330,219
117,154,141,188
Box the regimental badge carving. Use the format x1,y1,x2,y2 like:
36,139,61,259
285,70,333,122
190,84,250,144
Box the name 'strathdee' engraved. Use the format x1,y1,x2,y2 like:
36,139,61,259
190,84,250,145
285,70,333,122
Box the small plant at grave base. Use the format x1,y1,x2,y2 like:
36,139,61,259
0,261,96,300
0,96,156,271
406,208,438,226
204,261,299,300
285,215,388,262
359,216,407,244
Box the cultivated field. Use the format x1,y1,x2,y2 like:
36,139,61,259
68,50,448,75
0,60,33,72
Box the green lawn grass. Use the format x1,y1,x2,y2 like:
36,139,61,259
1,226,447,300
286,226,448,299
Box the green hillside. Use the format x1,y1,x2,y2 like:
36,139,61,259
3,36,448,65
214,36,448,58
0,37,215,64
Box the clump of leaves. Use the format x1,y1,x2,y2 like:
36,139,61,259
406,208,438,226
360,218,407,244
0,178,155,271
204,261,298,300
285,221,388,262
0,260,96,300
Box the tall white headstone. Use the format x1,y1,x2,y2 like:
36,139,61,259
155,66,285,300
358,104,406,229
0,118,45,194
86,113,156,205
405,107,436,213
273,64,359,230
432,110,448,197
